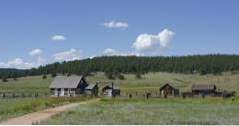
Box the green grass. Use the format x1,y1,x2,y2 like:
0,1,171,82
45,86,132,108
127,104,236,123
41,97,239,125
1,72,239,124
0,75,52,94
87,72,239,94
0,97,88,121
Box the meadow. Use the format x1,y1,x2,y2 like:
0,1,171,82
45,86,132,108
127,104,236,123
41,98,239,125
0,72,239,124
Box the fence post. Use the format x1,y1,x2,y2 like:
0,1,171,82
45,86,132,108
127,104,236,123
129,94,132,99
22,93,25,98
35,92,38,97
3,93,5,98
12,93,16,98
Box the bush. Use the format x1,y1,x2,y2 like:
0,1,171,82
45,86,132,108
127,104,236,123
42,74,47,79
67,73,72,77
2,77,8,82
51,73,57,78
135,73,142,79
117,74,125,80
105,72,115,80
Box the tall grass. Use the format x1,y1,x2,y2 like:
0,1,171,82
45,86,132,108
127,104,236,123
42,97,239,125
0,97,88,121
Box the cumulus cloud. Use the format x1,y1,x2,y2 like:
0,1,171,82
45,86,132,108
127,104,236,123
29,49,43,56
0,58,34,69
132,29,175,52
53,48,81,62
51,35,67,41
103,48,141,56
103,48,117,56
103,21,128,29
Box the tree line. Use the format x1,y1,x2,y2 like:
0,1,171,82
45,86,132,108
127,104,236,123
1,54,239,81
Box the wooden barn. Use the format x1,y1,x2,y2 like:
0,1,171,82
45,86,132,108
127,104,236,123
85,84,99,96
160,83,179,98
49,76,89,97
102,83,120,97
192,84,216,96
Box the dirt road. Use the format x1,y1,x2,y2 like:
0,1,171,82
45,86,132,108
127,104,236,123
0,98,100,125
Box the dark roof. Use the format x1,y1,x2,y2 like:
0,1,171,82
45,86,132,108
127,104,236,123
103,85,120,90
160,83,178,90
50,76,84,88
85,84,97,90
192,84,216,90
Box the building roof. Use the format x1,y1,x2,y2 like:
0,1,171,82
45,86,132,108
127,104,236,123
192,84,216,90
103,85,120,90
85,84,97,90
49,76,84,88
160,83,178,91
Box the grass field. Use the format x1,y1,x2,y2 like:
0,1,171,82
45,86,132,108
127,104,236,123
1,72,239,94
41,97,239,125
0,97,89,121
0,72,239,124
87,72,239,94
0,75,52,94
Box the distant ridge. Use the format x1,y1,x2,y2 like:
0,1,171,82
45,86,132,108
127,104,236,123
1,54,239,78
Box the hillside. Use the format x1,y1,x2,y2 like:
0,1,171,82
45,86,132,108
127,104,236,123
38,54,239,76
1,54,239,79
0,72,239,123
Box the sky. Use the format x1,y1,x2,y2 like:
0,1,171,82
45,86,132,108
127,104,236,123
0,0,239,69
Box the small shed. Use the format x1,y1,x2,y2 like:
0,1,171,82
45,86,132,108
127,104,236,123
102,83,120,97
49,76,88,97
160,83,179,98
85,84,99,96
192,84,216,95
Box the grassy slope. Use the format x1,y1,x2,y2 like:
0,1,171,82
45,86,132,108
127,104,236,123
42,72,239,124
42,98,239,125
0,72,239,124
87,72,239,94
1,72,239,94
0,75,52,94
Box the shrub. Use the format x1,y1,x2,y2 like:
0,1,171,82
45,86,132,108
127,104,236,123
42,74,47,79
117,74,125,80
2,77,8,82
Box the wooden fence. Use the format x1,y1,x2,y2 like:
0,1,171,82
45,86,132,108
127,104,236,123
0,92,50,99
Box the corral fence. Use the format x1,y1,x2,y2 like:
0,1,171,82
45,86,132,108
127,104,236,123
0,92,50,99
118,90,164,99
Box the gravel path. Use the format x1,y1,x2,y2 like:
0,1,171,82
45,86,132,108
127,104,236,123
0,98,100,125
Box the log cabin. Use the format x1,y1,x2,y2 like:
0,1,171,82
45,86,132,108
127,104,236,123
160,83,179,98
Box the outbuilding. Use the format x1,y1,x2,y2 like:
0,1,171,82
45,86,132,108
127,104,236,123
49,76,88,97
192,84,216,96
85,84,99,96
160,83,179,98
102,83,120,97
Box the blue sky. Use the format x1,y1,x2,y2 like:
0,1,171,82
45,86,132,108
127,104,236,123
0,0,239,69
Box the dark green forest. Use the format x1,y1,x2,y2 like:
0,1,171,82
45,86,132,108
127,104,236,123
1,54,239,80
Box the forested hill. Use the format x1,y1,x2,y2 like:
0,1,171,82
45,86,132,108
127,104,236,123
0,68,28,78
1,54,239,79
36,54,239,76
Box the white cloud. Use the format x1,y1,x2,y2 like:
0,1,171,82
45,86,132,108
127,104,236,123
29,49,43,56
132,29,175,52
103,21,128,29
103,48,141,56
36,56,46,66
51,35,67,41
0,58,34,69
103,48,117,56
53,48,81,62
